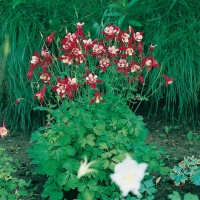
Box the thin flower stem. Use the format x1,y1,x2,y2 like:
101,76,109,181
146,82,164,99
143,64,163,96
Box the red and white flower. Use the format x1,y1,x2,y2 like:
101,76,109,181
121,33,130,43
30,51,40,71
125,48,134,56
162,74,174,86
97,57,110,72
92,44,105,56
41,47,52,66
52,78,68,98
117,59,128,68
39,72,51,84
34,86,47,103
83,38,93,45
0,121,9,138
102,24,120,39
130,63,140,73
75,22,85,37
68,77,80,91
104,25,117,35
90,91,105,104
27,70,34,80
142,57,159,69
71,47,82,56
61,38,72,50
85,73,102,89
115,59,130,75
65,32,77,42
46,31,56,45
108,46,119,56
58,55,73,65
30,51,40,65
134,32,143,42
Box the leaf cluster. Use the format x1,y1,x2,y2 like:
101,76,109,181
101,0,142,30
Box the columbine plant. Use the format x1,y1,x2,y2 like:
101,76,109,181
26,23,171,199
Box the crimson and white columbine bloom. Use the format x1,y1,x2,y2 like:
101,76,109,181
108,46,119,55
85,73,102,89
39,72,51,84
90,91,105,104
31,55,39,65
34,86,47,103
56,83,66,95
0,121,9,138
118,59,128,68
68,77,80,91
134,32,143,42
162,74,174,86
126,48,134,56
71,47,82,56
86,74,98,83
46,31,56,44
68,77,77,85
76,22,84,28
110,155,148,197
97,57,110,72
65,32,77,42
92,44,105,55
77,156,97,179
59,55,73,65
130,64,140,73
121,33,130,43
83,38,93,45
104,25,117,35
30,52,40,65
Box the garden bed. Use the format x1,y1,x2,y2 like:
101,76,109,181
1,113,200,200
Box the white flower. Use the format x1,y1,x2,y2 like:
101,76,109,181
77,156,97,179
110,155,148,197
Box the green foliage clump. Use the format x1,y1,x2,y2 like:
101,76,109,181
170,156,200,186
0,147,28,199
27,94,166,199
101,0,142,29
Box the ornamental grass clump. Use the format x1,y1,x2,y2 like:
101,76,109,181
26,23,171,199
0,0,113,133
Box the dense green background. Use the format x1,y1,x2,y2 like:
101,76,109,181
0,0,199,133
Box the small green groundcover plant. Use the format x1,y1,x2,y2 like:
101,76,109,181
170,156,200,187
25,23,171,199
0,146,29,200
168,191,199,200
